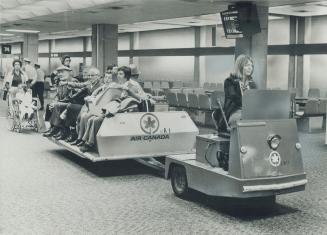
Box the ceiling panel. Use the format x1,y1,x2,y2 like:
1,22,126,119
0,0,326,43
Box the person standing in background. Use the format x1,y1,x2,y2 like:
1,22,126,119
3,59,28,99
23,58,37,86
50,55,72,85
129,64,143,86
32,63,45,110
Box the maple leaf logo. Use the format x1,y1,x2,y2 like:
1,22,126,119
269,151,281,167
140,113,159,134
144,116,156,130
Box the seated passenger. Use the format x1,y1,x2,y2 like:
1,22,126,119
59,67,103,142
217,54,257,132
16,85,37,121
78,66,146,152
71,67,121,146
43,66,77,137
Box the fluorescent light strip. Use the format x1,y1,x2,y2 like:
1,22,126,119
0,33,15,36
6,29,40,33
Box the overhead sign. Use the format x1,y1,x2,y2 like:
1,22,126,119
1,45,11,54
220,8,243,39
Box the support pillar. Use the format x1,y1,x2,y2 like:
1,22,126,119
23,33,39,64
288,16,297,90
132,32,140,67
296,17,305,97
199,26,213,87
235,5,269,89
92,24,118,73
129,32,134,64
194,27,201,87
303,17,312,97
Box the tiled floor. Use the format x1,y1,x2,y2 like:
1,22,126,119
0,99,327,234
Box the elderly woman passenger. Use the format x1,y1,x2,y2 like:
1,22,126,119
78,66,146,152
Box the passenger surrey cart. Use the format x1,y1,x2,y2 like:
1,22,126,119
47,88,199,170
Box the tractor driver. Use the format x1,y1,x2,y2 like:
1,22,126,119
219,54,257,131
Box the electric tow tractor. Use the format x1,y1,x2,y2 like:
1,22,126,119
49,100,199,171
165,90,307,202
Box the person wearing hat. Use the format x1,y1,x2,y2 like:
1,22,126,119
129,64,146,95
32,63,45,110
23,58,37,86
43,65,77,138
50,55,72,86
129,64,141,81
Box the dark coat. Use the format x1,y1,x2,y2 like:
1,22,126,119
223,74,257,121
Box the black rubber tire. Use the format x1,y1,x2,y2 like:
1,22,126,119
171,165,189,198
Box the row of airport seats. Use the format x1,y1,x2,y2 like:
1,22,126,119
166,90,225,112
296,98,327,132
169,88,207,96
142,80,224,96
308,88,327,98
203,82,224,91
143,80,224,90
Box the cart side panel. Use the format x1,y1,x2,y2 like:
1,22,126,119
97,112,199,159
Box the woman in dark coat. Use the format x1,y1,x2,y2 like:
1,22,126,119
220,54,257,130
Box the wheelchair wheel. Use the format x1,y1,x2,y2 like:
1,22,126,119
7,109,15,131
9,101,21,132
33,110,39,132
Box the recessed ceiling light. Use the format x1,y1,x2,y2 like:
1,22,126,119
86,10,100,13
6,29,40,33
180,0,200,2
109,6,124,10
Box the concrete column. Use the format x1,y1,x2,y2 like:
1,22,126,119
199,26,213,86
235,5,269,89
303,17,312,97
50,40,56,72
194,27,201,86
23,33,39,64
129,32,134,64
288,16,297,90
132,32,140,67
296,17,305,97
83,37,87,66
92,24,118,73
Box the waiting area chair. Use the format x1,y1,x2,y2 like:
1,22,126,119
308,88,320,98
188,94,199,110
177,93,188,109
198,94,212,112
296,99,326,132
172,81,183,88
166,92,179,109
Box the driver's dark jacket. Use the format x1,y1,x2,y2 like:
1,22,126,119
223,74,257,121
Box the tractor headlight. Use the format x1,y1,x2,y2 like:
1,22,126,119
267,134,281,150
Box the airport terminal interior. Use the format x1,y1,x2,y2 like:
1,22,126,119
1,0,327,234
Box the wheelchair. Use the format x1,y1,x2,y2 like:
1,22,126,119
7,88,39,133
